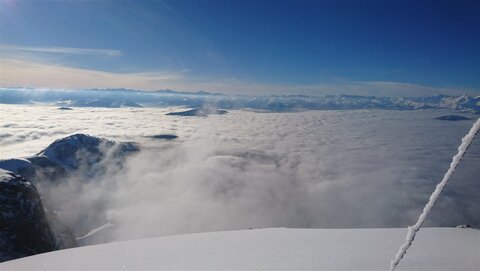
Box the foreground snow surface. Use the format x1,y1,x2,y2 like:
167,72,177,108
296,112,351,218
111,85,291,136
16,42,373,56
1,228,478,270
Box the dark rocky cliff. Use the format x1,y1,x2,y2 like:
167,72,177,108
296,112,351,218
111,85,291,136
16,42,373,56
0,169,74,262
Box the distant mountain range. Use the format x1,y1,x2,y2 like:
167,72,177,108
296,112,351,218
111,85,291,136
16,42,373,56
1,87,479,113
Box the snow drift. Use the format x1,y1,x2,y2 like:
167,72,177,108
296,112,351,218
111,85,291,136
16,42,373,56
1,227,478,270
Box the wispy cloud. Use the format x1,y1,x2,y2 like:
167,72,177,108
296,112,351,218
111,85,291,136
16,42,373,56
0,58,185,90
0,44,122,57
0,55,477,96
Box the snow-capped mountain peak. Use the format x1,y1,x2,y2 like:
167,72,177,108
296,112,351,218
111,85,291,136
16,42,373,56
37,134,138,170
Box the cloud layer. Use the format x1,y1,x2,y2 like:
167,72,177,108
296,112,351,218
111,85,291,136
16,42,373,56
1,105,479,244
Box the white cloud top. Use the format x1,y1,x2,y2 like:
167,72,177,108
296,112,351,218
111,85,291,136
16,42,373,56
0,105,478,244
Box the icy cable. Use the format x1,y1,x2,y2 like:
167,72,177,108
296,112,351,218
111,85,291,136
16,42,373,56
389,117,480,271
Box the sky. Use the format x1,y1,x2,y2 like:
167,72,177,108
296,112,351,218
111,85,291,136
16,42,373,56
0,0,479,96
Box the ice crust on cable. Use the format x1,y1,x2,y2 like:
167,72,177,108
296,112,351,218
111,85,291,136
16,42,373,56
389,118,480,271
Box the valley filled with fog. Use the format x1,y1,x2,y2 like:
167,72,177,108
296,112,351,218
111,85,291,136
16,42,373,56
1,105,479,245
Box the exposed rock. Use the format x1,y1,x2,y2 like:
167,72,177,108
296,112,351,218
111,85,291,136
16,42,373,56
0,134,140,262
456,224,473,229
147,134,178,140
435,115,471,121
0,134,138,184
166,108,228,117
0,169,75,262
37,134,138,170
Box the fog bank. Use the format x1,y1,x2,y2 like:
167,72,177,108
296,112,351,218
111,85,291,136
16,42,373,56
1,106,479,244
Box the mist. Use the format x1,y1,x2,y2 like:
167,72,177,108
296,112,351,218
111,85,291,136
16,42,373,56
1,105,479,245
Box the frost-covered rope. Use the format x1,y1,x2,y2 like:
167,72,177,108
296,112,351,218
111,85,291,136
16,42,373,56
389,117,480,271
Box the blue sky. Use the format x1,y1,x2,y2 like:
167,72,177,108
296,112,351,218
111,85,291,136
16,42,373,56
0,0,479,96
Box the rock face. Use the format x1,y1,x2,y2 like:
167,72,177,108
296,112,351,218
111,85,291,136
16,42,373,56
0,134,138,262
0,169,74,262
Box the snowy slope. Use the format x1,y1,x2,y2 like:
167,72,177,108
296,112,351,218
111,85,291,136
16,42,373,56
1,227,478,270
0,134,139,181
36,133,139,170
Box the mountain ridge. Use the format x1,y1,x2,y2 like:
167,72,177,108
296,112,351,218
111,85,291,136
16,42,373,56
1,87,479,112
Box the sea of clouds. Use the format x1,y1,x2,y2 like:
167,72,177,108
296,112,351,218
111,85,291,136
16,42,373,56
0,105,479,244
